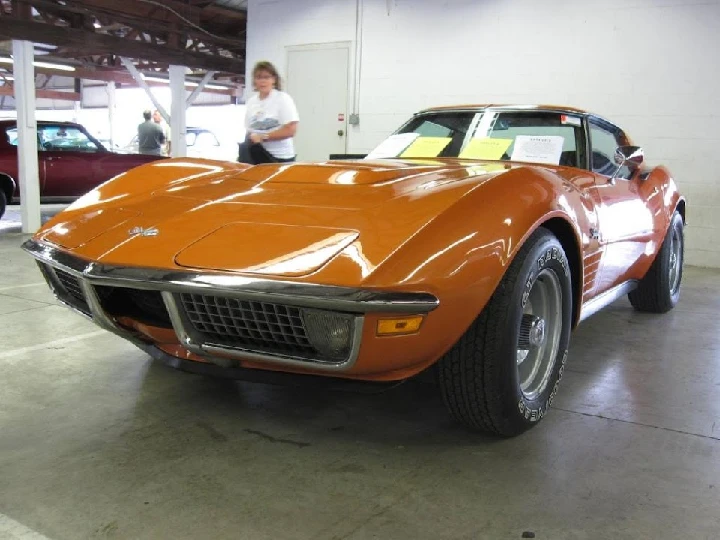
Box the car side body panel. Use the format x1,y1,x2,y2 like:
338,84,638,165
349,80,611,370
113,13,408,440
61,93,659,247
0,120,164,204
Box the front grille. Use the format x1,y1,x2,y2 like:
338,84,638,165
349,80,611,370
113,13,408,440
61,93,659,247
95,286,172,328
55,268,84,302
180,293,319,358
53,268,90,314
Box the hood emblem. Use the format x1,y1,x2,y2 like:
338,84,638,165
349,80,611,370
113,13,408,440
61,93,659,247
129,226,159,237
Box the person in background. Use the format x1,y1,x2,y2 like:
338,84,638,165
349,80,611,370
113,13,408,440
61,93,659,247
152,109,171,156
137,110,165,156
238,60,299,164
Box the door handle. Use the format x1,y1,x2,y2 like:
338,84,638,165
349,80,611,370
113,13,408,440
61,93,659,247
337,130,344,136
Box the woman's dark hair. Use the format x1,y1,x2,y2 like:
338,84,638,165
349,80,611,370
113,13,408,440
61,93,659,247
252,60,282,91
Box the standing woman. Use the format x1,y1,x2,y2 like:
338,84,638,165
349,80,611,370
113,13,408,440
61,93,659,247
239,61,300,164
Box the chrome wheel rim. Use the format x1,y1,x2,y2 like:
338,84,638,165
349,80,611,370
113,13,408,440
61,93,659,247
517,269,563,401
668,227,682,295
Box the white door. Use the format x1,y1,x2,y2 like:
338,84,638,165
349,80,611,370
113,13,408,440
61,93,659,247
286,43,349,162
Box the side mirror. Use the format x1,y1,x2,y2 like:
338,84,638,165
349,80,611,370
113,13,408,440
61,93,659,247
610,145,643,182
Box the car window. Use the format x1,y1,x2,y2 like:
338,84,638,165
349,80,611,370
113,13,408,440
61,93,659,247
590,120,631,179
403,113,474,144
5,127,18,146
38,125,99,152
194,131,219,147
413,119,455,138
369,110,585,167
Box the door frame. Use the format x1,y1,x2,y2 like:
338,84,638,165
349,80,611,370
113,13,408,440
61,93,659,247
285,41,353,155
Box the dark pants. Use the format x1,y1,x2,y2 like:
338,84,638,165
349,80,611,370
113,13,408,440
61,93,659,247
238,137,295,165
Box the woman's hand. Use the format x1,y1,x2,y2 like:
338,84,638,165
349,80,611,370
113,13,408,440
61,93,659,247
249,132,266,144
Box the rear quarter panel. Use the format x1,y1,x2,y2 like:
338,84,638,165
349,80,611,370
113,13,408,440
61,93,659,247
607,164,685,286
650,164,684,223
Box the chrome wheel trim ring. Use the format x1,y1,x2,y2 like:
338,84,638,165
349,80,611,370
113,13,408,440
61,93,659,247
517,268,563,401
668,226,682,296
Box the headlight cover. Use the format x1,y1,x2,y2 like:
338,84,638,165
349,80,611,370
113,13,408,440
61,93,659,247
301,308,356,362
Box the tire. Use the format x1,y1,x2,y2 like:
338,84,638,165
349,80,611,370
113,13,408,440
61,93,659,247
0,190,6,220
437,228,573,436
628,211,684,313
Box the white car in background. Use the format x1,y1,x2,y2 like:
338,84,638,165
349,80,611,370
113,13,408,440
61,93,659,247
123,126,236,161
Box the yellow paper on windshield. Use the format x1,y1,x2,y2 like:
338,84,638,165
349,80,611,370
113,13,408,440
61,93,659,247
459,137,513,160
400,137,452,158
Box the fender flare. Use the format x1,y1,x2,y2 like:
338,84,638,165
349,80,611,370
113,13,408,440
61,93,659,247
366,167,587,354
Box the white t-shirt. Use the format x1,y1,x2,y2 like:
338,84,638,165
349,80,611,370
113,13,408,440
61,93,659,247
245,89,300,159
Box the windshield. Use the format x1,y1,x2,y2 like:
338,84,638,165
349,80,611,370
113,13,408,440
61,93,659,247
366,109,586,167
185,130,219,147
6,125,102,152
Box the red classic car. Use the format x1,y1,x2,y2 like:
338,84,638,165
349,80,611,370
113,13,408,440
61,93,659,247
0,120,165,219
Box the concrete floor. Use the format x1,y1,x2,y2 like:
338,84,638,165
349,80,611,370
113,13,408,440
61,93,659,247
1,223,720,540
0,204,67,235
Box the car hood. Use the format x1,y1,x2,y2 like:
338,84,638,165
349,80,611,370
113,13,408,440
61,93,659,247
38,159,512,281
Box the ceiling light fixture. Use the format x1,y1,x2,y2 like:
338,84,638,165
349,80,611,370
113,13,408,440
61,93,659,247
0,57,76,72
34,60,76,72
142,76,168,84
142,75,231,90
186,81,231,89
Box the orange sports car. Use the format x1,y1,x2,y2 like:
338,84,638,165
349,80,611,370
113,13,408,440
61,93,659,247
23,105,685,436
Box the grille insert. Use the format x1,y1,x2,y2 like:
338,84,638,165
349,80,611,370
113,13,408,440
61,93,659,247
95,286,172,328
180,293,319,358
53,268,90,314
129,289,169,322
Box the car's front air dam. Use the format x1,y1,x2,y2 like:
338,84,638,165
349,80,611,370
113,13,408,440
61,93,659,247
117,306,473,383
23,240,476,381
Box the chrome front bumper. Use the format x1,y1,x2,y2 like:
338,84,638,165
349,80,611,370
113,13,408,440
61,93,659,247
22,238,440,372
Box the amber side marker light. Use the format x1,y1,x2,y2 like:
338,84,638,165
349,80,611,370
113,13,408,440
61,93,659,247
376,316,424,336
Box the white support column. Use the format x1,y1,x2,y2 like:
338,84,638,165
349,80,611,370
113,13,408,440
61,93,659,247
106,82,116,149
12,39,40,233
72,79,82,122
169,64,187,158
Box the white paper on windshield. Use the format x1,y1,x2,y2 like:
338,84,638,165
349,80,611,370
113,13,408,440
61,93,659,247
365,133,419,159
510,135,564,165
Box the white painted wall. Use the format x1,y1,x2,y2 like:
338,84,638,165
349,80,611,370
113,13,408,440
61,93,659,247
246,0,720,267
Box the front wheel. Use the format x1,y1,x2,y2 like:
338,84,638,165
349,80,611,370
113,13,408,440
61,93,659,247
629,211,684,313
437,228,573,436
0,190,6,220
